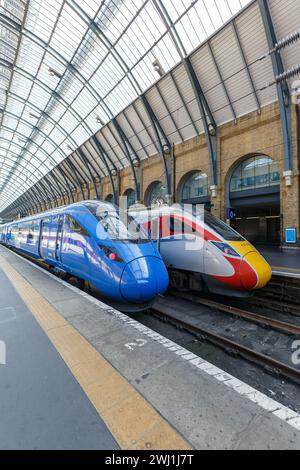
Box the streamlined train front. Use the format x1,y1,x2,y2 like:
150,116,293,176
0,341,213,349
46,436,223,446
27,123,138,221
1,201,169,311
131,205,272,298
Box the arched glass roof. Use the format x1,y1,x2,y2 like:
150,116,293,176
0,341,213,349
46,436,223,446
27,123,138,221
0,0,251,212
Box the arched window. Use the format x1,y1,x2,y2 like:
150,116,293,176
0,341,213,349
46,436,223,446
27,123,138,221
146,181,167,206
105,194,114,203
230,156,280,193
123,188,136,208
181,171,209,202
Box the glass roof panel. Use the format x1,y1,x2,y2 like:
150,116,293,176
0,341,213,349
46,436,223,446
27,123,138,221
0,0,252,213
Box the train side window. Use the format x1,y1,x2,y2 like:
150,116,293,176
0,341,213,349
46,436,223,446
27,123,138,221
67,216,89,237
169,216,196,234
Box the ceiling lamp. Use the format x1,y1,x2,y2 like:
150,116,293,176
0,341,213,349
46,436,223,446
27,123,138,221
152,59,165,77
96,116,105,126
29,112,40,120
48,67,62,79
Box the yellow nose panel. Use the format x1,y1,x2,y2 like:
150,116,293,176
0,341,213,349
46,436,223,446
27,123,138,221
230,242,272,289
243,251,272,289
230,241,255,257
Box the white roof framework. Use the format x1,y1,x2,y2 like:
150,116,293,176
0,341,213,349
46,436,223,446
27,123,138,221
0,0,299,217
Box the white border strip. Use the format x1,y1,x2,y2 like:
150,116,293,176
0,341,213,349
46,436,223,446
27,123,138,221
2,246,300,432
272,270,300,279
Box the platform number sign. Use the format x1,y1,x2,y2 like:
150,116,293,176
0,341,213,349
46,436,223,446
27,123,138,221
285,228,297,244
226,208,237,221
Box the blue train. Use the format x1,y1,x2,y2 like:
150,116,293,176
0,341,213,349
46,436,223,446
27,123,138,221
0,201,169,311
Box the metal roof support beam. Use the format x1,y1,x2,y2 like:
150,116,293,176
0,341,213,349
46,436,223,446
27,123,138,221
38,180,54,209
64,159,85,201
60,161,80,197
111,118,140,202
153,0,218,187
169,70,198,136
123,109,150,159
9,200,22,217
44,175,62,206
76,148,99,200
33,188,45,212
231,20,261,113
140,94,172,200
55,167,75,204
36,176,58,209
82,144,105,180
17,193,35,214
19,198,32,216
154,83,184,142
40,175,61,206
91,136,118,204
258,0,292,172
131,102,160,155
47,173,67,206
29,187,44,213
10,202,20,218
70,155,91,197
207,41,237,123
183,57,218,187
24,199,34,215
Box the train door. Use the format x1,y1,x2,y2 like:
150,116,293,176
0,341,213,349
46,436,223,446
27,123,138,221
158,214,204,273
55,216,64,262
61,215,89,278
39,219,50,259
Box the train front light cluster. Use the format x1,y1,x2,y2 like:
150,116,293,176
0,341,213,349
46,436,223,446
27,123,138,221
211,241,240,258
99,245,124,263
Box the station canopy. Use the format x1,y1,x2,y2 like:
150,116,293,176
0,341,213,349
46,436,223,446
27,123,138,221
0,0,298,216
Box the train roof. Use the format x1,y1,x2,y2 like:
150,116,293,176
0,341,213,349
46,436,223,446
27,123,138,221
1,200,119,226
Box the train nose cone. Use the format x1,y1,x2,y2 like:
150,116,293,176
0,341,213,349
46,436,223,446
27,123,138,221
241,252,272,290
120,257,169,303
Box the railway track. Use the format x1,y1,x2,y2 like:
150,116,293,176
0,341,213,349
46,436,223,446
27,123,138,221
170,291,300,336
151,295,300,386
7,246,300,385
251,275,300,317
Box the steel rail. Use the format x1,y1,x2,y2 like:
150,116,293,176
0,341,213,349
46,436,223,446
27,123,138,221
171,292,300,336
151,305,300,385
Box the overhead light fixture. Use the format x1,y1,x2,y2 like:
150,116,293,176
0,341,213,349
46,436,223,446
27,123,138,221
163,144,170,155
208,123,216,136
67,144,73,152
152,59,165,77
132,159,139,168
29,112,40,120
48,67,62,79
111,169,117,177
96,116,105,126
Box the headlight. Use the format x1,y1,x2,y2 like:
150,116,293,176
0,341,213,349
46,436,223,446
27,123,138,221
99,245,124,263
211,241,240,257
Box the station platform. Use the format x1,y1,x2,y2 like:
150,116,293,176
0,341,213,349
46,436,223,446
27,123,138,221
259,246,300,278
0,246,300,450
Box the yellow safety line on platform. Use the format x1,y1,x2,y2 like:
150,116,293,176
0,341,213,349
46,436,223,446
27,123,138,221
0,257,191,451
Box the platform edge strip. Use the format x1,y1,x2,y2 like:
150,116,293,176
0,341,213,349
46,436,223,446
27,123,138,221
2,246,300,433
0,255,191,451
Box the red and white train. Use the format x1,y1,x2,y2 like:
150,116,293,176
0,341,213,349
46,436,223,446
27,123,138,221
130,205,272,298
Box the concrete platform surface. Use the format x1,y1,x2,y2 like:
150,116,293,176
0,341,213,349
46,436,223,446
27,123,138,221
0,255,118,450
0,245,300,450
260,246,300,276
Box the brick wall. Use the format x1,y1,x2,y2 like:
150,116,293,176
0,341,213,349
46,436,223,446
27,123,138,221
28,101,300,246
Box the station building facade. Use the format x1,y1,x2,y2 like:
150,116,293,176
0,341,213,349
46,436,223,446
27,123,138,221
55,101,297,248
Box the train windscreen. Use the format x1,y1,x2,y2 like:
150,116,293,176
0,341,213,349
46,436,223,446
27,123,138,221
85,202,149,243
204,212,244,241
